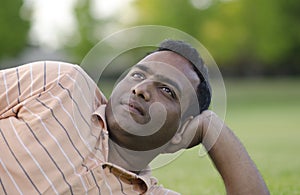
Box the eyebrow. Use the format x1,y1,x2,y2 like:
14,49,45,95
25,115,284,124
134,64,181,94
134,64,152,73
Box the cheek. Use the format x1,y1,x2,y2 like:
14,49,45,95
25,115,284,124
171,107,181,120
170,100,181,117
111,81,131,97
165,103,181,129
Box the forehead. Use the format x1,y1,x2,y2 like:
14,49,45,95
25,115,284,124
137,51,200,88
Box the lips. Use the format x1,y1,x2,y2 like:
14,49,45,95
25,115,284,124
128,101,145,116
120,96,147,116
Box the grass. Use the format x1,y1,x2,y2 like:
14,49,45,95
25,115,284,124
100,77,300,194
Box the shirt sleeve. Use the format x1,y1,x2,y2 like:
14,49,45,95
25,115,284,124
0,61,107,194
0,61,43,117
0,61,104,119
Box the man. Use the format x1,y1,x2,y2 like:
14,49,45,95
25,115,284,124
0,40,269,194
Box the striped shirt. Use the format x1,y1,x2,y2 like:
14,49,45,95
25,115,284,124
0,61,179,195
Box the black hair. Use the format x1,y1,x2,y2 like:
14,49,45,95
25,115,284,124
151,40,212,113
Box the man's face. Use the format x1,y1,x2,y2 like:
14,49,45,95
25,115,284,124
106,51,200,151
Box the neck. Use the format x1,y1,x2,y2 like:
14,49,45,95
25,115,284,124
108,139,161,174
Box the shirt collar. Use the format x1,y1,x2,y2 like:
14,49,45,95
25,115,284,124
92,105,152,192
92,104,108,133
102,162,152,193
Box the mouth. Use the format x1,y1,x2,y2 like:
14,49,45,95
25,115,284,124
127,101,145,116
119,95,148,117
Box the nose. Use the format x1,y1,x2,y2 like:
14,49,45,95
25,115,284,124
131,81,152,101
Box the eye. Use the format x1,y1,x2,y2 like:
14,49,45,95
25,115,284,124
161,86,176,99
131,72,145,80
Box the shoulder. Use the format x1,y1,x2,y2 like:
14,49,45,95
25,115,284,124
15,60,101,96
14,61,81,77
29,60,81,74
18,61,93,82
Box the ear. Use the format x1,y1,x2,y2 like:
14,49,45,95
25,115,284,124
161,116,195,154
171,116,194,145
171,133,182,144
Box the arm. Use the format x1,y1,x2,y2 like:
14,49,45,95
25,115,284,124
165,111,269,194
0,61,88,118
200,111,269,195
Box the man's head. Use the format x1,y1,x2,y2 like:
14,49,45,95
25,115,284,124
105,40,211,151
154,40,211,114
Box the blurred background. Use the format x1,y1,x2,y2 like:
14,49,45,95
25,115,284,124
1,0,299,194
1,0,300,76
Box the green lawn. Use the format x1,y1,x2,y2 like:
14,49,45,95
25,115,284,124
149,78,300,194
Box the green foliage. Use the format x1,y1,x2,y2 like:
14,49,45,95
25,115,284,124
70,0,114,62
71,0,300,75
71,0,99,61
0,0,29,59
131,0,300,75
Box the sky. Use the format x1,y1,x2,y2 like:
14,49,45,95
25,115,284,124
25,0,131,49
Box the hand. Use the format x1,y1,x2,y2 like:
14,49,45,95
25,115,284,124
163,110,216,153
163,110,270,194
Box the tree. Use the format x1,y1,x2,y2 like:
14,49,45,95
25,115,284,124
131,0,300,76
0,0,30,60
69,0,300,75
